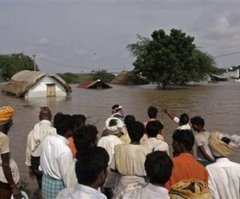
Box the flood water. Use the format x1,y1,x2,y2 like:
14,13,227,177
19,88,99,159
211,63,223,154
0,81,240,192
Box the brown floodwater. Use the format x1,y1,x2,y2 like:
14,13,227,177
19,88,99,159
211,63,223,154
0,81,240,191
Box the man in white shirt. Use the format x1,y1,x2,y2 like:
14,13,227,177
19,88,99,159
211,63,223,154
123,151,172,199
25,107,56,189
142,120,169,154
40,113,74,199
98,117,123,198
191,116,215,166
57,147,109,199
163,108,191,130
207,131,240,199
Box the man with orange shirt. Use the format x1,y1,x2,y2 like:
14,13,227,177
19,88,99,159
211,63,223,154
165,129,208,189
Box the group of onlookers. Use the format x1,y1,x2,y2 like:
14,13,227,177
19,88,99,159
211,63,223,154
1,104,240,199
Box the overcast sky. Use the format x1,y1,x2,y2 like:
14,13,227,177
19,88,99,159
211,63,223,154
0,0,240,73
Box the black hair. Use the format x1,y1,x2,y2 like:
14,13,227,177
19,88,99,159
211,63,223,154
179,113,189,125
75,147,109,186
221,137,231,145
124,115,136,131
53,113,74,136
148,106,158,119
112,104,123,113
172,129,195,151
109,118,118,127
128,121,145,142
124,115,135,126
190,116,205,128
72,114,86,130
73,124,98,157
112,104,120,110
145,151,173,185
146,120,164,137
0,119,13,134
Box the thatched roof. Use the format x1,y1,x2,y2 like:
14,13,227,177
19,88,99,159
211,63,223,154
111,70,149,85
78,79,112,89
2,70,72,97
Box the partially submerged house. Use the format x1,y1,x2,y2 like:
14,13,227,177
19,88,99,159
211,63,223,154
2,70,71,98
78,79,112,89
209,74,228,82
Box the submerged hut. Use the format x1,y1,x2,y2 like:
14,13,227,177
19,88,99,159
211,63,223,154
111,70,149,85
2,70,71,98
78,79,112,89
209,74,228,82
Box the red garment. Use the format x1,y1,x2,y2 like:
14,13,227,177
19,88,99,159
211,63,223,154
165,153,208,189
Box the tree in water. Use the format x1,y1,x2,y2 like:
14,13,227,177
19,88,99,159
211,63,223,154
127,29,217,89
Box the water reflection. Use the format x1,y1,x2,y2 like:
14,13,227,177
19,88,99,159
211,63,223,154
25,96,70,107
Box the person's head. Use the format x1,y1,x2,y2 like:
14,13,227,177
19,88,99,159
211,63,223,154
172,129,195,156
72,114,86,131
124,115,135,126
209,131,231,158
145,151,173,185
190,116,205,132
146,120,164,138
112,104,123,115
147,106,158,119
73,124,98,157
75,147,109,189
179,113,189,126
124,114,136,131
128,121,145,143
0,119,13,134
105,117,125,136
53,113,74,138
39,107,52,121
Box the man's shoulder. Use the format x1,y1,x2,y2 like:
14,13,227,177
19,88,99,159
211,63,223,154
57,184,107,199
0,131,9,143
42,134,59,146
173,153,194,162
98,135,121,145
0,131,9,144
56,187,74,198
0,131,8,138
195,132,209,141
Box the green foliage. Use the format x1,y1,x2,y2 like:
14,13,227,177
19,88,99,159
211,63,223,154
58,72,83,84
57,70,115,84
91,70,115,82
58,72,94,84
191,49,217,81
0,53,37,81
57,72,92,84
127,29,217,89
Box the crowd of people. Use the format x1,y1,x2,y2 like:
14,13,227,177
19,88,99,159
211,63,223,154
0,104,240,199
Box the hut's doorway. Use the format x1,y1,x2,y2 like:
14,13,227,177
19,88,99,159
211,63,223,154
46,83,56,97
